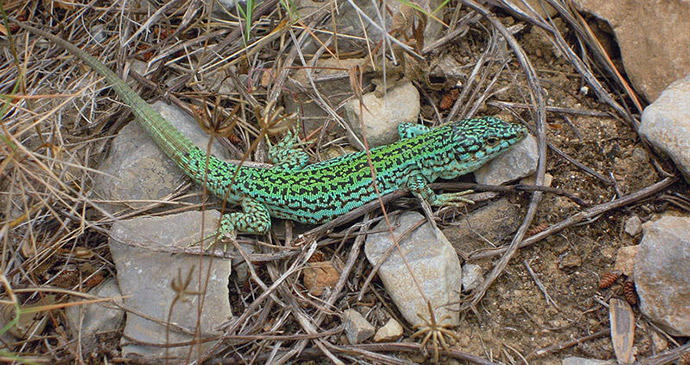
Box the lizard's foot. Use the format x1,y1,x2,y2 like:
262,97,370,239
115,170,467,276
190,225,236,251
191,199,271,251
410,304,458,363
434,189,475,207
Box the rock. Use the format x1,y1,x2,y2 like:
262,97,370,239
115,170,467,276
342,309,375,344
640,75,690,183
232,243,257,283
212,0,247,19
474,133,538,185
650,329,668,353
613,245,639,276
624,216,642,236
520,172,553,187
0,296,55,341
303,261,341,296
344,82,420,149
572,0,690,101
373,318,403,342
66,279,124,349
286,58,370,134
443,198,522,253
93,102,231,214
634,215,690,336
128,60,154,90
461,264,483,292
559,253,582,269
365,211,462,327
562,357,610,365
109,210,233,359
297,0,446,52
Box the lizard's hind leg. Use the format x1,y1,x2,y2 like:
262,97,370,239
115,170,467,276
194,198,271,250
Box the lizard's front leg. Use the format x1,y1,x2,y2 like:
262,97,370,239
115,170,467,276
195,197,271,249
406,172,475,207
268,129,310,170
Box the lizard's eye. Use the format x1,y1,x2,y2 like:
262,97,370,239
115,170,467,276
485,137,499,146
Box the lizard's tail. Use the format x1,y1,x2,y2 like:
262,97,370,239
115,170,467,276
15,22,197,164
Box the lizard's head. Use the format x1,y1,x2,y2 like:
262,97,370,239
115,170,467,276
449,116,528,164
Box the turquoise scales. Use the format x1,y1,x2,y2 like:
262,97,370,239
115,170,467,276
16,22,528,237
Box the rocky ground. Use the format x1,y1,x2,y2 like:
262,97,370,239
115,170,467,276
1,0,689,363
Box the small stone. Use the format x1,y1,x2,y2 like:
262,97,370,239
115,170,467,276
562,357,609,365
373,318,403,342
474,134,538,185
443,198,522,253
365,212,462,327
344,82,420,148
303,261,341,296
66,278,124,349
640,75,690,182
651,330,668,353
631,147,648,163
520,172,553,187
0,296,54,340
342,309,375,344
613,245,639,276
559,254,582,269
462,264,483,292
634,215,690,336
232,244,257,283
624,216,643,236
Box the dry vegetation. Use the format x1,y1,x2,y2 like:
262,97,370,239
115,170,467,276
0,0,689,363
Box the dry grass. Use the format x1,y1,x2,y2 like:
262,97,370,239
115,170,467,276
0,0,688,363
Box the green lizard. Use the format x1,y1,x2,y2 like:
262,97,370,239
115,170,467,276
15,22,528,239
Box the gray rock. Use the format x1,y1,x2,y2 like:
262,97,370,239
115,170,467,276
212,0,247,19
232,243,257,283
344,82,420,149
640,75,690,183
474,134,538,185
624,215,642,236
365,211,461,327
634,215,690,336
572,0,690,101
297,0,446,53
442,198,522,253
66,278,124,349
461,264,483,292
286,57,370,134
93,102,230,214
342,309,375,344
562,357,613,365
109,210,233,359
373,318,403,342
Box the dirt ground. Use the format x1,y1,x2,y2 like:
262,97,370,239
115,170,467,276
2,2,689,364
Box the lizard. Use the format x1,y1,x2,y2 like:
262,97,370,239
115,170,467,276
14,22,528,241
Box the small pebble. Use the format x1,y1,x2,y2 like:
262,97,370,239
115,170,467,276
373,318,403,342
462,264,484,292
624,215,642,236
343,309,375,344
